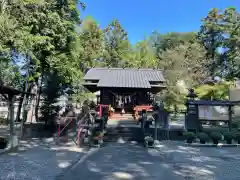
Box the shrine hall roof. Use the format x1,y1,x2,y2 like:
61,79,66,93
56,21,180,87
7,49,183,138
83,68,166,88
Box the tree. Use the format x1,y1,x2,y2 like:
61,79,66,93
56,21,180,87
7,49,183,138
150,31,196,62
0,0,86,133
103,19,131,67
198,8,224,76
40,71,65,125
195,81,234,100
158,42,208,110
131,39,157,68
221,7,240,79
78,16,104,67
8,0,83,122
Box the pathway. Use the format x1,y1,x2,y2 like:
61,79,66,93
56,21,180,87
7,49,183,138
58,141,240,180
57,142,182,180
0,138,89,180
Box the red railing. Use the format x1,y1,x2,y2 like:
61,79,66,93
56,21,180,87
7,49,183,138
98,104,109,118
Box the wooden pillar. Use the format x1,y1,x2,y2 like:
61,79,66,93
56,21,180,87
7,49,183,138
196,104,199,133
141,110,146,133
228,105,232,132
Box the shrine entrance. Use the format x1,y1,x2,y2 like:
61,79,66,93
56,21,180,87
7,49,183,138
103,88,154,113
82,68,166,120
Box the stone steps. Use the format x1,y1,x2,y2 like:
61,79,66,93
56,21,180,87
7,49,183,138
110,113,134,120
104,126,144,142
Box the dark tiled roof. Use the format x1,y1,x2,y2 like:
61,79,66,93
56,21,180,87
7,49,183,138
83,68,165,88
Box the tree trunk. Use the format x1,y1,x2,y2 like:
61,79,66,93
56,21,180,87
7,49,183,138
27,82,38,123
16,93,24,122
8,94,15,148
34,75,43,122
20,80,30,138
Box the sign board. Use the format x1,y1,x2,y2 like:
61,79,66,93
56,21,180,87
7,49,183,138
186,104,198,130
229,88,240,117
229,88,240,101
198,106,229,121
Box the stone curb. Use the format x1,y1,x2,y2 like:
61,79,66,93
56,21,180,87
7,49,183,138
0,145,19,155
55,146,101,179
185,143,240,147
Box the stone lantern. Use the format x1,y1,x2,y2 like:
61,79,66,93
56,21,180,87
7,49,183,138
186,88,198,100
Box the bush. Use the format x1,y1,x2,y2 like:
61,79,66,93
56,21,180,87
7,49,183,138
197,132,209,143
224,132,235,144
210,132,222,144
183,132,196,143
0,137,7,149
235,133,240,144
224,132,234,141
232,121,239,129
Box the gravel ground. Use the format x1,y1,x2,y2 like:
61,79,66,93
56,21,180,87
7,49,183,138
58,141,240,180
155,141,240,180
0,138,89,180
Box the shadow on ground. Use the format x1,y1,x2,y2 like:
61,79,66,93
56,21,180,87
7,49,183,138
57,142,180,180
0,138,89,180
57,141,240,180
154,141,240,180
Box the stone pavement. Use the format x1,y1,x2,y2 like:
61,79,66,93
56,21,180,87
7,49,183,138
0,138,90,180
57,142,185,180
58,141,240,180
154,141,240,180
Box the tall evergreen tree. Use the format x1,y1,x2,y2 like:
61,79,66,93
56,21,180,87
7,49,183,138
78,16,104,67
198,8,224,76
103,19,131,67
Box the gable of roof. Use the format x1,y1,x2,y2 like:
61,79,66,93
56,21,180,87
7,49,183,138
83,68,165,88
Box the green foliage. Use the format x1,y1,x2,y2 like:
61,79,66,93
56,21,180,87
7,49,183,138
223,132,234,141
40,71,64,124
2,0,83,83
197,132,209,142
198,7,240,78
232,121,240,129
151,32,196,54
130,39,157,68
234,133,240,142
0,59,24,89
183,132,196,141
209,132,222,142
195,81,234,100
198,8,224,75
70,78,95,104
1,1,240,129
77,16,104,67
156,40,208,110
103,19,131,67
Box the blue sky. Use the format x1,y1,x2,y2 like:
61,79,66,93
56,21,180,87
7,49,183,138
79,0,240,44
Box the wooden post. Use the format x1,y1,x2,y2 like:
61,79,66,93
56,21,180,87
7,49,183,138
196,104,199,133
228,105,232,132
154,109,158,141
141,110,145,134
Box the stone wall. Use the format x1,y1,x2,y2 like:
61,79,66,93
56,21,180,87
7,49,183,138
119,127,185,143
23,123,56,138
